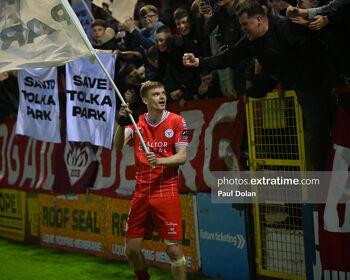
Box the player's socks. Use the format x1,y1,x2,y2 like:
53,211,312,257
134,268,150,280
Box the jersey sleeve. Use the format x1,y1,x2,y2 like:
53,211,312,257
174,116,189,147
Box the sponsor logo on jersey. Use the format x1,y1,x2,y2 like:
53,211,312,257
165,129,174,138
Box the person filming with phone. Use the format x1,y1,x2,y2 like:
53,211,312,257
198,0,250,96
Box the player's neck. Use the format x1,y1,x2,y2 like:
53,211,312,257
147,109,166,123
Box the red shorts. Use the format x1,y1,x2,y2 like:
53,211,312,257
125,196,183,241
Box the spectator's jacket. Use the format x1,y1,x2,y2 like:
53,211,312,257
204,2,243,46
153,39,194,101
199,16,338,97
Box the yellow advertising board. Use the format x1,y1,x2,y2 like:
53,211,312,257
25,193,39,243
38,193,106,256
0,188,26,241
104,195,200,272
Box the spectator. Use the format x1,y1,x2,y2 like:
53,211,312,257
174,7,221,99
91,19,118,51
183,0,338,170
123,5,164,50
199,0,249,96
119,63,147,114
153,25,191,106
0,71,19,120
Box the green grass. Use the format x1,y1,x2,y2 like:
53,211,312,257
0,238,213,280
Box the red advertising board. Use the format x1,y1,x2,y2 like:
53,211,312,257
0,97,245,197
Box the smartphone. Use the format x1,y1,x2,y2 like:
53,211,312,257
200,0,210,6
199,0,211,14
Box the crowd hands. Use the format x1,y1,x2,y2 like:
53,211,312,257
89,0,349,115
90,0,247,115
1,0,349,166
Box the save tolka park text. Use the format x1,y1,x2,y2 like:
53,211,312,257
22,77,56,121
66,75,112,122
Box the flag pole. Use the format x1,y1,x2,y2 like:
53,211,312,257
60,0,150,155
80,0,95,21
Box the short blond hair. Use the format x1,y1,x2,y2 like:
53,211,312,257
140,81,164,97
140,5,158,17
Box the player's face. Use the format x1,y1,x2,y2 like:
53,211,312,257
143,87,167,111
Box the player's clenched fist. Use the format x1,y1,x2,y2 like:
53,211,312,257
183,53,200,67
146,151,157,166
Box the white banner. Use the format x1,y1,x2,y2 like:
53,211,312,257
0,0,91,73
16,68,61,143
65,52,116,149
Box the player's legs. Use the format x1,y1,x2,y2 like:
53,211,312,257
125,197,152,280
150,197,186,279
165,240,187,280
125,237,145,270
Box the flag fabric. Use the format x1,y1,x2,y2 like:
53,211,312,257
319,106,350,272
0,0,91,73
110,0,137,23
16,67,61,143
65,52,116,149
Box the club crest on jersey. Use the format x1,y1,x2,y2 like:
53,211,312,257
182,120,187,129
165,129,174,138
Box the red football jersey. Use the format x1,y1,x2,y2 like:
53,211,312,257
126,111,189,198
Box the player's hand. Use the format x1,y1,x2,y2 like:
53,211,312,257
183,53,199,68
308,15,329,30
146,151,157,166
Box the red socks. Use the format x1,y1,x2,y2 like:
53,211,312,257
134,268,150,280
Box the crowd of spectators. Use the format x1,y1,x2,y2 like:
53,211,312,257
1,0,350,171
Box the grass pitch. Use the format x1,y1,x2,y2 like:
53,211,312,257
0,238,213,280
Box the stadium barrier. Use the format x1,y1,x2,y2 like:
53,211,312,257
246,91,307,279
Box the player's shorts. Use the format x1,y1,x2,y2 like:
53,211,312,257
125,196,183,241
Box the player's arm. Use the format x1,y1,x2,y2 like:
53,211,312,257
148,145,187,167
114,104,133,150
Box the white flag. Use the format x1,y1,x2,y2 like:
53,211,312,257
65,52,116,149
110,0,137,23
16,67,61,143
0,0,91,73
92,0,137,22
91,0,111,9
